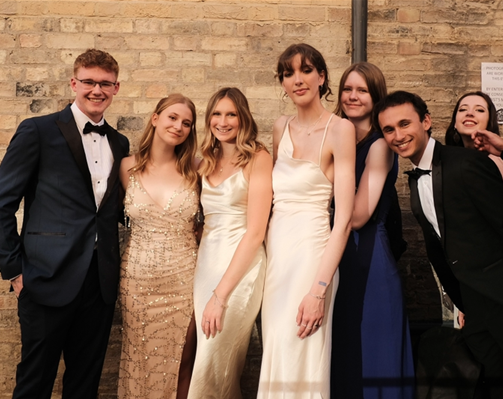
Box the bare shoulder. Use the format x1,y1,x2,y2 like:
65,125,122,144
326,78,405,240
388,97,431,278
325,115,355,146
253,148,273,169
273,115,291,139
193,156,202,169
120,154,136,172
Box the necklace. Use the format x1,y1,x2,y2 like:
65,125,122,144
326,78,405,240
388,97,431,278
217,155,235,174
296,111,325,135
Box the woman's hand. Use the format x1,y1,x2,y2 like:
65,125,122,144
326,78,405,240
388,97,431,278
472,129,503,156
296,293,325,339
201,292,227,339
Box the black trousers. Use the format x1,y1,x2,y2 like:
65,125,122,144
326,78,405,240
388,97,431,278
12,251,115,399
461,284,503,399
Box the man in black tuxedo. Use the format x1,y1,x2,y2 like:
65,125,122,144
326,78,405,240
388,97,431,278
0,49,129,398
376,91,503,398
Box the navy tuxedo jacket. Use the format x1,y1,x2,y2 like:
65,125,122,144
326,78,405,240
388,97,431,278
408,141,503,312
0,105,129,306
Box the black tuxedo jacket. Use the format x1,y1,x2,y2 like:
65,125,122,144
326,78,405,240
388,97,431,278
408,141,503,311
0,105,129,306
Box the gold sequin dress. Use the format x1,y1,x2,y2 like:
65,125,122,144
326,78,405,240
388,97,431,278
118,173,199,399
187,169,266,399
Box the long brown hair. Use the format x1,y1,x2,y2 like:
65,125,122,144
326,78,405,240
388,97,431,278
132,94,198,189
334,62,387,138
199,87,265,176
276,43,333,101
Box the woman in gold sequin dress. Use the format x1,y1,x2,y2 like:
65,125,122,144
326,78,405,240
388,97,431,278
187,87,272,399
118,94,200,399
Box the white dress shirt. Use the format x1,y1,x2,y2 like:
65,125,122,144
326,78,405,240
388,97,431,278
71,102,113,210
412,137,441,237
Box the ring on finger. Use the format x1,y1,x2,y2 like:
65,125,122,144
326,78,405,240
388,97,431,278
205,321,210,324
302,324,307,327
306,326,313,330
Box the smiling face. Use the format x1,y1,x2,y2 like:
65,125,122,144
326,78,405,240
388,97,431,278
152,102,193,148
210,96,240,144
379,102,431,165
71,66,119,123
454,95,490,138
281,53,325,107
340,71,374,122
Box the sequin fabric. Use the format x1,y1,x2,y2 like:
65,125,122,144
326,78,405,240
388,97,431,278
118,173,198,399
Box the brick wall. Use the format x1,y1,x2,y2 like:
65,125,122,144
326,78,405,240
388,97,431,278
1,0,502,397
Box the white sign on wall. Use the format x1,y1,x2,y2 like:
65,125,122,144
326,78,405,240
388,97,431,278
481,62,503,124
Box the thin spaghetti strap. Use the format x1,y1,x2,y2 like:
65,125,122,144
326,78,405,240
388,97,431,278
318,114,334,165
281,115,295,140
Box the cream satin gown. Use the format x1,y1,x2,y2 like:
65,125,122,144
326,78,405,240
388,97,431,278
258,115,338,399
188,169,266,399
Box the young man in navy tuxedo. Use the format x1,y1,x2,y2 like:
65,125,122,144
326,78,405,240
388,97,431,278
0,49,129,398
376,90,503,398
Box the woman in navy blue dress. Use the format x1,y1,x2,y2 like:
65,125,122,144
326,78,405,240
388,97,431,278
330,62,415,398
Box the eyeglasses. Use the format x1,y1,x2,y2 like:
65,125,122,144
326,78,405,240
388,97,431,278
74,78,117,91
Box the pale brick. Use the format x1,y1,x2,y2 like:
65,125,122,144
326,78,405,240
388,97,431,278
145,83,169,99
202,37,248,52
26,67,51,81
173,36,199,51
107,99,133,115
0,50,6,64
369,8,396,22
0,1,16,15
0,115,17,130
0,34,15,48
95,35,127,50
283,23,310,37
422,42,466,55
211,21,237,37
202,5,247,20
0,18,5,31
11,50,59,64
122,3,172,18
45,33,95,49
46,2,95,16
0,66,22,81
161,21,210,36
398,41,421,55
135,19,162,34
248,6,279,21
182,68,204,83
0,82,15,97
139,52,164,67
94,2,122,17
278,6,326,22
125,35,170,50
171,4,203,19
245,86,278,100
241,23,282,38
17,1,47,16
214,53,237,68
0,100,28,114
60,19,84,33
131,69,180,83
397,8,420,23
133,100,160,115
164,51,212,67
19,34,42,48
116,83,142,98
327,7,351,23
85,20,133,34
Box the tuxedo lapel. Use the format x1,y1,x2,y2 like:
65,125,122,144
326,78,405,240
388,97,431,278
99,127,122,211
432,142,446,247
56,106,94,200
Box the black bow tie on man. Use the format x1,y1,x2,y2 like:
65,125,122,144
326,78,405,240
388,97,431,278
404,167,431,180
83,121,111,136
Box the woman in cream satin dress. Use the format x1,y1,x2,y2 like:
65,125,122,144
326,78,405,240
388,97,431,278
258,43,356,398
187,87,272,399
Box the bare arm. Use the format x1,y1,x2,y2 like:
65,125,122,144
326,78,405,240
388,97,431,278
119,155,136,191
352,139,394,230
472,129,503,156
202,150,273,338
296,118,356,339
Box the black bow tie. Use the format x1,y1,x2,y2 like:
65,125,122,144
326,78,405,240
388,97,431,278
405,168,431,180
83,121,111,136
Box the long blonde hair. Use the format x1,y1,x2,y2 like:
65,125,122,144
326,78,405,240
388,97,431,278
199,87,265,176
131,94,199,189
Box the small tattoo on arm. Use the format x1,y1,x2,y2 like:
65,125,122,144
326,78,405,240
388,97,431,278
318,281,327,287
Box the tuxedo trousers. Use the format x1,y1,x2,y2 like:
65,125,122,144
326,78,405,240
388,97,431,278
13,250,115,399
461,283,503,399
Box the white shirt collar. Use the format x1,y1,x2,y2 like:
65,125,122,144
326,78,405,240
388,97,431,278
412,137,435,170
71,102,104,135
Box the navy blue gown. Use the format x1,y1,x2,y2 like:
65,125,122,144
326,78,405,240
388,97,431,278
330,131,415,399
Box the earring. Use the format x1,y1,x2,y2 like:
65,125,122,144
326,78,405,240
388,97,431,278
453,128,461,144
